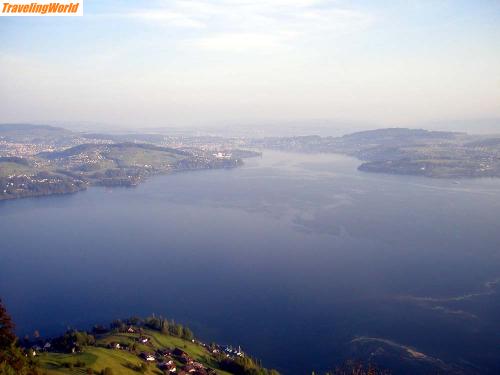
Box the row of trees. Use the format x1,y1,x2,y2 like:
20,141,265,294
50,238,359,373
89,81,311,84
145,315,194,341
109,315,194,341
52,330,96,352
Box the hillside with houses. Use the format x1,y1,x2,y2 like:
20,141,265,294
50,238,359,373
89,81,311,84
20,315,279,375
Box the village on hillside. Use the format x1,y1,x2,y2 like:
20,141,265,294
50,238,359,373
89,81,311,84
22,316,277,375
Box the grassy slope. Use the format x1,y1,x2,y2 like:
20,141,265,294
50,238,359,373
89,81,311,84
38,348,156,375
38,329,233,375
0,161,36,177
41,144,187,173
106,148,184,168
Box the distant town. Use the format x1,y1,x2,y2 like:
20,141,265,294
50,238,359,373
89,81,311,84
0,124,261,200
2,124,500,201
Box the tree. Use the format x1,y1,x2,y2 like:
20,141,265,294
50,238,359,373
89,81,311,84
110,320,124,332
169,321,183,337
145,315,163,331
160,318,169,334
0,300,16,349
0,299,39,375
182,327,193,341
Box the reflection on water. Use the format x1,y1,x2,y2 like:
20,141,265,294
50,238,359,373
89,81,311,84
1,151,500,374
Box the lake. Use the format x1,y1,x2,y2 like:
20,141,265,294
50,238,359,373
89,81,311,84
1,151,499,374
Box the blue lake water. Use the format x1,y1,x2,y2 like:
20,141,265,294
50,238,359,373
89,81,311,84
1,151,500,374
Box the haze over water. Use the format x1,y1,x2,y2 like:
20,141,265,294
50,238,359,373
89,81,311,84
1,151,500,374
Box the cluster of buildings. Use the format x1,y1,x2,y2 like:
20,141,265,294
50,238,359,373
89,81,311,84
212,152,233,160
106,328,246,375
49,148,107,170
29,342,52,356
0,174,81,199
161,135,245,152
0,140,57,157
220,345,245,358
142,347,212,374
136,346,218,375
0,136,112,158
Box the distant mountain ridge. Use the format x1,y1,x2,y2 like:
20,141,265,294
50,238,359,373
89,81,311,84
339,127,462,142
247,127,500,178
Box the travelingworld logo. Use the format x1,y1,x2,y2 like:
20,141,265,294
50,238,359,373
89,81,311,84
1,0,82,16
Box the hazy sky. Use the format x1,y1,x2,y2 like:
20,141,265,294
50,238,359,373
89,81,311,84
1,0,499,131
